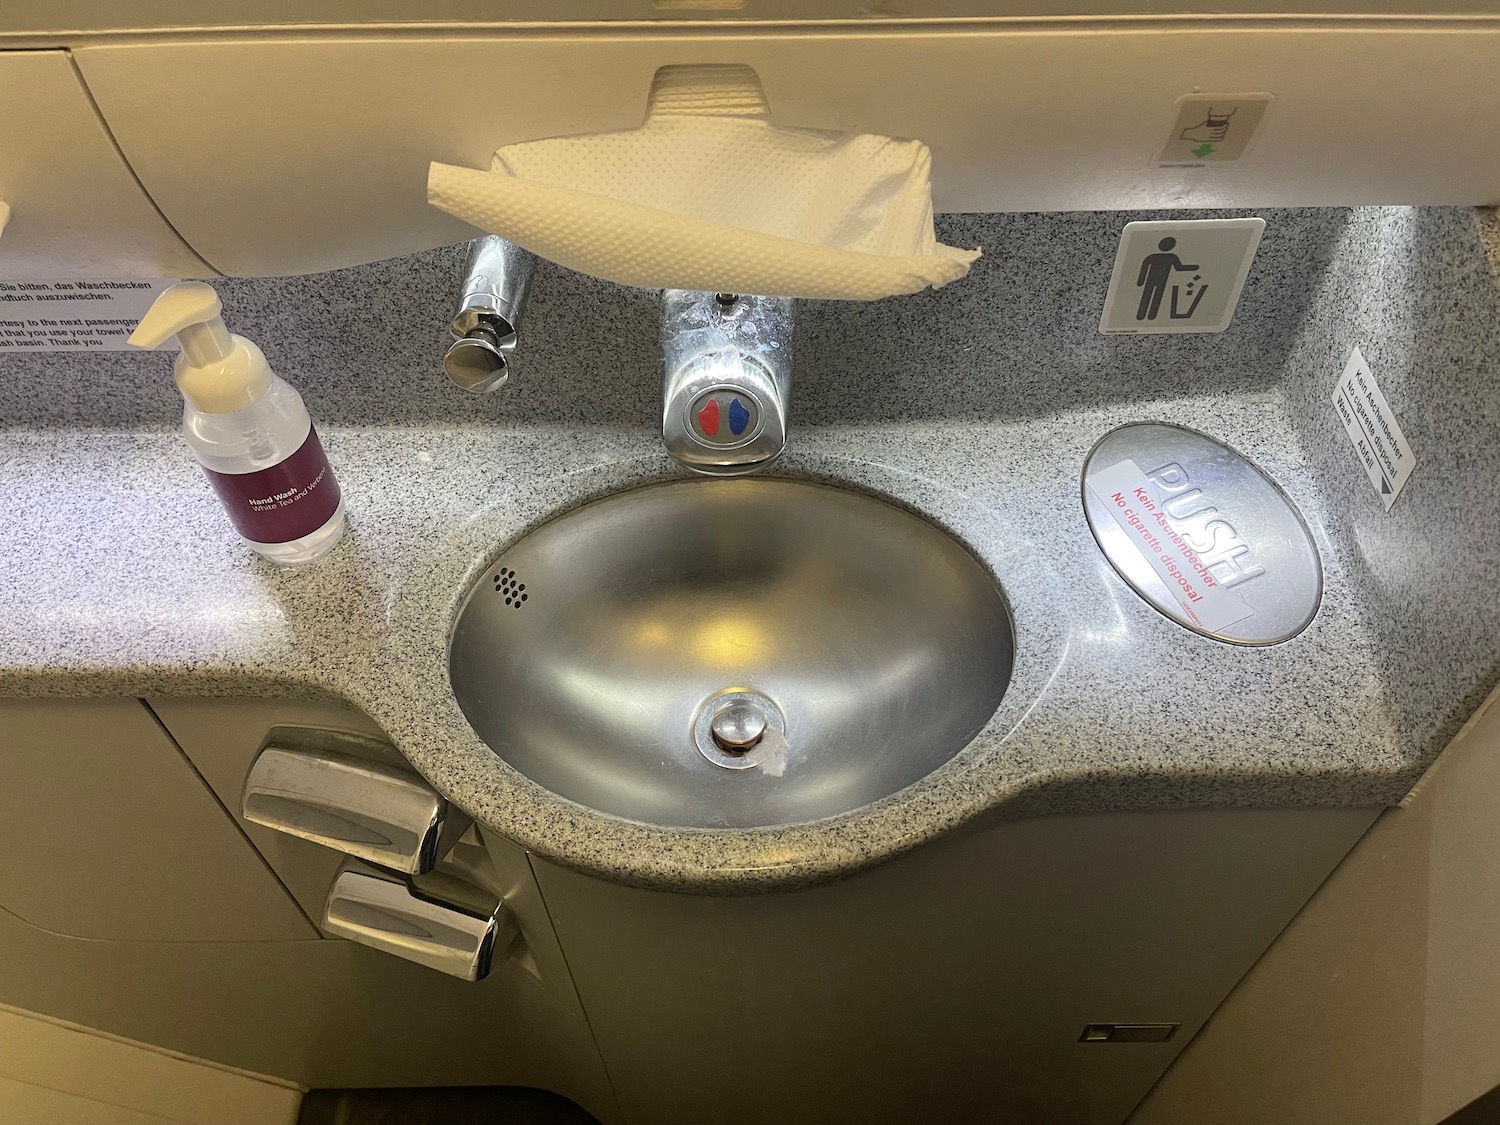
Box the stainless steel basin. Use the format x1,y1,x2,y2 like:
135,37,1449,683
448,479,1014,829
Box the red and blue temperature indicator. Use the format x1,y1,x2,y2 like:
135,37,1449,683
692,391,757,444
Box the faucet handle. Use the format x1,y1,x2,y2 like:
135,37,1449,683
444,235,535,394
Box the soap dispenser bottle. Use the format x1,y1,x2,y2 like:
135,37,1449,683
130,282,345,566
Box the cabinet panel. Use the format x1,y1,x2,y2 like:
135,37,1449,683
0,51,208,279
75,27,1500,278
0,903,617,1118
0,699,313,942
146,697,388,923
535,805,1378,1125
0,697,617,1118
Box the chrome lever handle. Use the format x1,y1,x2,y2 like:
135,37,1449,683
242,743,471,876
322,867,512,982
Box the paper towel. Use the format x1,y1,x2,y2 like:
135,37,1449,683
427,65,979,301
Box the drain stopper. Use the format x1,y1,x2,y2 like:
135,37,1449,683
710,703,767,753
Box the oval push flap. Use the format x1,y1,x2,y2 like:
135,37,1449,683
1081,423,1322,646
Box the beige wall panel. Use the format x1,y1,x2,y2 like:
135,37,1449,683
9,5,1500,37
1132,684,1500,1125
0,698,617,1120
75,27,1500,277
0,1077,184,1125
0,1003,301,1125
0,698,313,942
0,50,207,279
0,903,618,1119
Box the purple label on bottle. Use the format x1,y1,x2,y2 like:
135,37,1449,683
203,426,342,544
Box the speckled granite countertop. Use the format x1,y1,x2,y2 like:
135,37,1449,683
0,399,1404,890
3,207,1498,891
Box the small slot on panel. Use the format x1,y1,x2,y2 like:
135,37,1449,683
653,0,746,8
1079,1023,1178,1043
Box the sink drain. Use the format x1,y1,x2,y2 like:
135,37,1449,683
693,690,787,772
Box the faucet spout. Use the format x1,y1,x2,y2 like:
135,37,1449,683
444,236,536,394
661,290,794,475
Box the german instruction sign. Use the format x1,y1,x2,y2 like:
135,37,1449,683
1085,456,1255,634
1333,346,1416,511
0,279,179,352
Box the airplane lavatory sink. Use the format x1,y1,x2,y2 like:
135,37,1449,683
448,479,1014,829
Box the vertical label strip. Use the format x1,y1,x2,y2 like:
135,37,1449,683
1332,347,1415,511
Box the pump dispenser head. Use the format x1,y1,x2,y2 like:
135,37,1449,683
129,282,274,413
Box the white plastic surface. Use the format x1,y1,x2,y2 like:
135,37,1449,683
10,1,1500,34
14,1,1500,34
0,51,208,279
70,26,1500,278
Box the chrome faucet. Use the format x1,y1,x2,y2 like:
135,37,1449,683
444,236,536,393
661,290,794,476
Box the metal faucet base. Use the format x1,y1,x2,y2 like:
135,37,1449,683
661,291,794,475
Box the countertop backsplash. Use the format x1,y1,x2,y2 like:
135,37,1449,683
1,208,1348,432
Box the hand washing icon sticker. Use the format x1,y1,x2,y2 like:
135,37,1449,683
1179,107,1236,158
1157,93,1273,167
1180,107,1236,143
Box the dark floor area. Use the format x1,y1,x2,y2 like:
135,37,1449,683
296,1087,600,1125
1444,1083,1500,1125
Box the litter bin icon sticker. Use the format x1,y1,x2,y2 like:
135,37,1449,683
1099,218,1265,336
